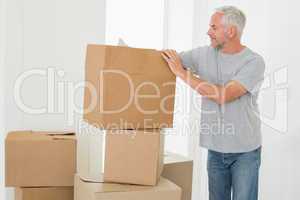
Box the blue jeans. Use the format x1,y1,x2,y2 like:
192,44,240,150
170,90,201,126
207,147,261,200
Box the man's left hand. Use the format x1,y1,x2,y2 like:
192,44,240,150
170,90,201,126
161,49,186,78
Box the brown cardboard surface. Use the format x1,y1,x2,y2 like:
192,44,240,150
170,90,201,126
83,44,176,129
103,129,164,186
5,131,76,187
15,187,73,200
162,152,193,200
74,174,181,200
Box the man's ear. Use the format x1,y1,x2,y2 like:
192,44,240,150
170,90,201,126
231,26,239,38
225,26,236,39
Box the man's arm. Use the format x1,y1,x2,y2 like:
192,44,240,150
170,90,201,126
179,70,247,104
162,49,247,105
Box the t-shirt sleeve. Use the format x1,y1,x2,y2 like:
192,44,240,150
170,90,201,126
179,46,206,75
231,56,265,94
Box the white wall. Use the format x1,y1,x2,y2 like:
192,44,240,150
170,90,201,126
0,0,7,198
3,0,106,199
106,0,164,49
3,0,23,198
6,0,106,132
259,1,299,199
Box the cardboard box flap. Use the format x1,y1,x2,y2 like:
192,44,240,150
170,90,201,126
87,44,175,77
75,175,148,193
75,174,181,200
95,183,150,193
105,45,145,74
6,131,75,141
6,131,33,140
52,135,76,140
76,175,178,193
6,131,52,141
46,132,75,135
44,131,75,140
97,177,180,193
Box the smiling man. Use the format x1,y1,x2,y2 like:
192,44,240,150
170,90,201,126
162,6,265,200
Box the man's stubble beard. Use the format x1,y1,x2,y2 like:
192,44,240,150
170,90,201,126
215,38,226,50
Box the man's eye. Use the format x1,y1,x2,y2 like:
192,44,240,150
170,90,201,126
210,26,216,31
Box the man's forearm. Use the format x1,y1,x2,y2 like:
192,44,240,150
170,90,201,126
178,70,225,104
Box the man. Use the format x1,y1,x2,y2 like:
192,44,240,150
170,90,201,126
162,6,265,200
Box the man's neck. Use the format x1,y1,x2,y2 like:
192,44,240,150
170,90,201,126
220,41,245,54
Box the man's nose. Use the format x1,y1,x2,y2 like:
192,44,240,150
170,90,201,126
207,28,212,36
207,29,211,36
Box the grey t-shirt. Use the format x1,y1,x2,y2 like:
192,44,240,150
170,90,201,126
179,46,265,153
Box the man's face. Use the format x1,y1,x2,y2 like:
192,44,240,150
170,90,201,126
207,12,227,49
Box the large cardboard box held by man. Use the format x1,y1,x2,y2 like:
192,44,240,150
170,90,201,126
74,174,181,200
83,44,176,129
77,123,164,186
5,131,76,187
15,187,73,200
162,153,194,200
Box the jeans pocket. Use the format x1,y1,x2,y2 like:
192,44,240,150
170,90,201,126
253,146,262,168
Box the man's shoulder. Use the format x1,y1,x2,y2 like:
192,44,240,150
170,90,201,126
238,48,266,75
244,47,265,63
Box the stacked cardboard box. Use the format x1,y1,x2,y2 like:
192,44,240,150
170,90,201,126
5,44,194,200
77,125,164,185
74,174,181,200
5,132,194,200
75,44,183,200
163,152,194,200
5,131,76,200
82,44,176,130
15,187,73,200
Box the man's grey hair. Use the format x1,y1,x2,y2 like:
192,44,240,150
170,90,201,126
216,6,246,38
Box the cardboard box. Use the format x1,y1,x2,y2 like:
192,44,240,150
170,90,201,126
77,123,164,185
83,44,176,129
5,131,76,187
162,152,193,200
15,187,73,200
74,174,181,200
103,129,164,186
